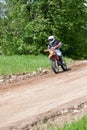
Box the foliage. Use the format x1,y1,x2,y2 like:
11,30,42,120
0,0,87,59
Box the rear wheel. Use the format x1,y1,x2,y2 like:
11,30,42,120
51,60,59,73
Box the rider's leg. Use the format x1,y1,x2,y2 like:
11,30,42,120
59,56,65,64
55,49,64,64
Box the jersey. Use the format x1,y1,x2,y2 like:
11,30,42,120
48,40,60,49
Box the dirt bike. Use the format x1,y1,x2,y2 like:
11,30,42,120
44,49,67,73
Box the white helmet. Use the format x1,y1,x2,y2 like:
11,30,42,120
48,35,55,44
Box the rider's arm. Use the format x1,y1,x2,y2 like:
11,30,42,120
54,42,62,49
44,44,51,52
44,49,50,52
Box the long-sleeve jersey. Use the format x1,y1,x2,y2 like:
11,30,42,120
48,40,61,49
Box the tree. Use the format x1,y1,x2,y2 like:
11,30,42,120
0,0,87,58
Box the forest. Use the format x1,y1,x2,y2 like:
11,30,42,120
0,0,87,59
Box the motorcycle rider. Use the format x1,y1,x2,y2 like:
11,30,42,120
46,35,64,63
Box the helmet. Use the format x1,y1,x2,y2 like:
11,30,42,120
48,36,55,44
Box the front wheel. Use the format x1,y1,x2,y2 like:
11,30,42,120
51,60,59,73
61,60,67,71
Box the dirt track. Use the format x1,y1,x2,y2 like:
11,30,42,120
0,61,87,130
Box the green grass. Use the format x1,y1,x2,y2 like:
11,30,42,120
41,115,87,130
0,55,51,76
63,115,87,130
0,55,72,76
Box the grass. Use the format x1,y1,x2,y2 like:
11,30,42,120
40,115,87,130
0,55,50,76
0,55,72,76
62,116,87,130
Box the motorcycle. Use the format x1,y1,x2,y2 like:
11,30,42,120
44,49,67,73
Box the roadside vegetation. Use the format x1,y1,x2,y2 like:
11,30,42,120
0,55,72,76
0,55,50,76
41,115,87,130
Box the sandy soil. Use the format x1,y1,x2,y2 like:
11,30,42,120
0,60,87,130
